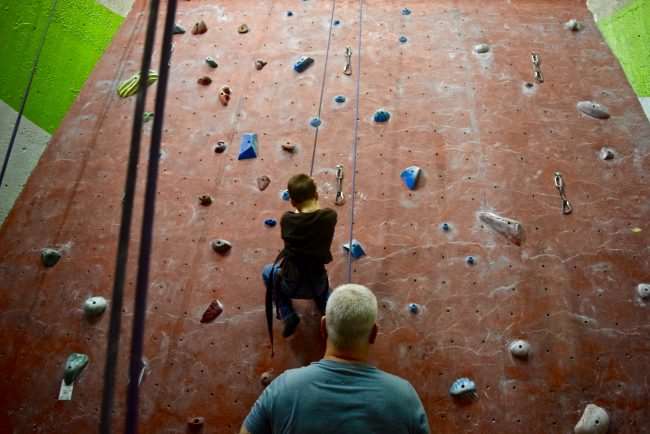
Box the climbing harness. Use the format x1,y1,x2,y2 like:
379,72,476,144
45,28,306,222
344,47,353,76
531,52,543,84
554,171,572,215
335,164,346,205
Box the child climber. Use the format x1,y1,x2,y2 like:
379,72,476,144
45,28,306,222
263,174,338,347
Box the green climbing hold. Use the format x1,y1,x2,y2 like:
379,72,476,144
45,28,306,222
143,112,154,123
117,70,159,98
63,353,89,385
206,57,218,68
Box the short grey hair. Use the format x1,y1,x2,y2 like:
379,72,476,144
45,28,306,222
325,284,378,349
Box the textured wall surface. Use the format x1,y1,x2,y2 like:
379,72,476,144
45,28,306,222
0,1,649,434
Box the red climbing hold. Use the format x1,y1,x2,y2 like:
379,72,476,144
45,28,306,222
255,60,268,70
281,143,296,153
192,20,207,35
197,76,212,86
219,86,232,106
200,300,224,323
257,175,271,191
187,416,205,433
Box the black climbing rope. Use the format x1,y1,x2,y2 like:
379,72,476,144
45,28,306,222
125,1,177,433
99,1,163,433
0,0,58,191
309,0,338,176
345,0,364,282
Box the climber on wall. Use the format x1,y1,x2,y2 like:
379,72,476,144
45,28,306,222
242,284,430,434
263,173,337,341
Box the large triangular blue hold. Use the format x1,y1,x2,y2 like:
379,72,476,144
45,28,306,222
343,239,365,259
238,133,258,160
400,166,421,190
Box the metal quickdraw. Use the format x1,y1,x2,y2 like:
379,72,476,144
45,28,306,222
531,52,543,83
554,171,572,215
335,164,345,205
344,47,352,76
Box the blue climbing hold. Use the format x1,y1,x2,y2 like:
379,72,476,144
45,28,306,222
401,8,411,15
333,19,341,26
334,95,346,103
373,110,390,123
281,190,290,201
310,117,322,128
400,166,421,190
343,239,366,259
408,303,419,314
449,378,476,397
238,133,258,160
264,218,277,227
441,223,451,232
399,35,408,43
466,256,476,266
287,11,293,16
293,56,314,73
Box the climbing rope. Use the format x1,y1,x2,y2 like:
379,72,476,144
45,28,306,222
309,0,338,176
345,0,364,282
0,0,58,191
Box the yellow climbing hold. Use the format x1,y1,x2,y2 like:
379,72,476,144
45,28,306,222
117,70,159,98
631,227,642,233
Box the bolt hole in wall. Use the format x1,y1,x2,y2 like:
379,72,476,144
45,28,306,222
0,0,650,434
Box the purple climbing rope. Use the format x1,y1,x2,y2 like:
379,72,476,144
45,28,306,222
309,0,338,176
346,0,364,283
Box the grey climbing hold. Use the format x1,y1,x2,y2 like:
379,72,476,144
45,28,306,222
400,166,421,190
577,101,610,119
343,239,365,259
441,223,451,232
565,19,584,32
574,404,609,434
599,147,615,160
255,60,268,71
478,211,524,246
41,248,62,267
334,95,346,103
260,371,274,387
238,133,258,160
333,19,341,26
408,303,419,314
257,176,271,191
509,340,531,359
205,57,218,68
466,256,476,266
264,218,277,228
192,20,208,35
373,110,390,123
293,56,314,73
84,296,107,317
197,76,212,86
214,141,227,154
211,239,232,255
63,353,89,385
525,82,534,88
143,112,154,123
310,117,322,128
401,7,411,15
637,283,650,299
173,24,186,35
399,35,408,44
198,195,213,206
449,378,476,397
286,11,293,17
474,43,490,54
281,189,290,201
238,24,249,34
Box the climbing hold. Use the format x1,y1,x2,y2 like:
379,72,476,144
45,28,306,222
198,195,213,206
281,143,296,153
84,296,107,317
466,256,476,266
117,70,158,98
197,76,212,86
238,24,249,34
478,211,524,246
400,166,421,190
574,404,609,434
525,82,534,88
310,117,322,128
219,86,232,106
373,110,390,123
408,303,419,314
577,101,610,119
257,176,271,191
238,133,258,160
401,8,412,15
474,43,490,54
200,300,224,323
143,112,154,123
281,190,290,201
334,95,346,103
343,239,366,259
211,239,232,255
440,223,451,232
260,371,274,387
509,340,531,359
41,248,62,267
333,19,341,26
599,147,615,160
187,417,205,433
173,24,186,35
287,11,293,17
293,56,314,73
214,141,227,154
255,60,268,70
637,283,650,300
399,35,408,44
63,353,89,385
565,19,584,32
449,378,476,397
264,218,277,228
205,57,218,68
192,20,208,35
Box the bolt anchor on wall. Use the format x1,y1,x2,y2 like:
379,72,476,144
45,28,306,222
554,171,572,215
335,164,345,206
343,47,352,76
531,52,543,83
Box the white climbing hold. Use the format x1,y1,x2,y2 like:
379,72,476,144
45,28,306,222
599,147,615,161
509,340,531,359
637,283,650,300
574,404,609,434
84,296,108,317
478,211,524,245
565,19,584,31
474,43,490,54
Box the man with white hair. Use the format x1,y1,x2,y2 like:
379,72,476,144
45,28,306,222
240,284,430,434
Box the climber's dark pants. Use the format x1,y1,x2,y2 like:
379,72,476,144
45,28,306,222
262,263,329,320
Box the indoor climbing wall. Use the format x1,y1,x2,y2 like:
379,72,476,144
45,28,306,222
0,0,649,433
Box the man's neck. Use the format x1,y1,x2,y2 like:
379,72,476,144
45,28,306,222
323,344,370,364
297,199,320,213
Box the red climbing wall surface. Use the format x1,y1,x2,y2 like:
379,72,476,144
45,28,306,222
1,0,649,432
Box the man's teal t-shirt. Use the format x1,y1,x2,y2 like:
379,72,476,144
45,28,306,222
244,359,430,434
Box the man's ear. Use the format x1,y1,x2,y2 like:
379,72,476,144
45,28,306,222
368,323,378,345
320,316,328,340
